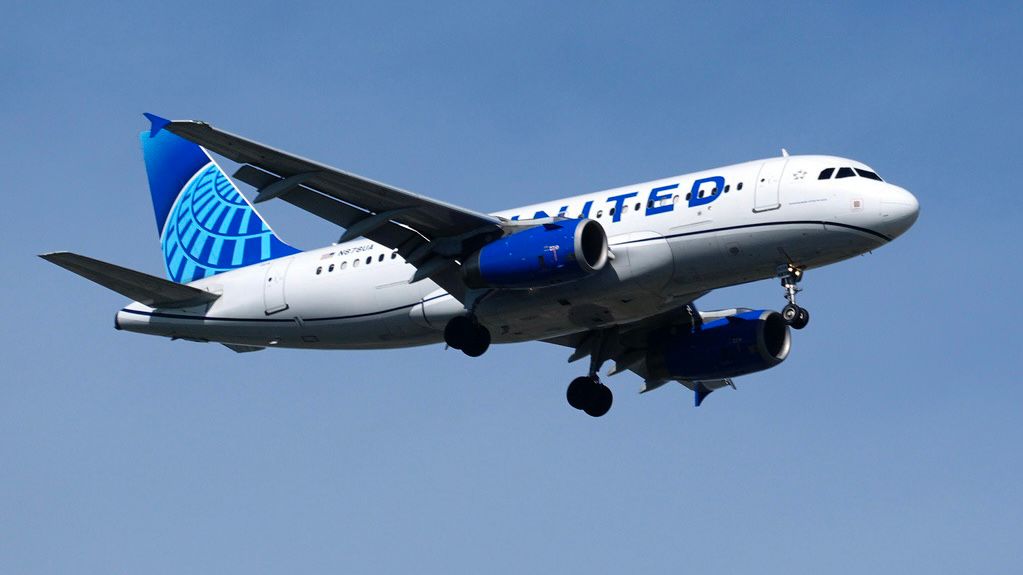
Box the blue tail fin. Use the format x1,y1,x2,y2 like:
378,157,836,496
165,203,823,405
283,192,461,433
140,113,299,283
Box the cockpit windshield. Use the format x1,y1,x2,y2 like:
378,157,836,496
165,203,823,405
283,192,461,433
818,167,884,182
854,168,883,181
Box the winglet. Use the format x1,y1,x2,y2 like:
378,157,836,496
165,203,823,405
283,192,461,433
143,112,171,137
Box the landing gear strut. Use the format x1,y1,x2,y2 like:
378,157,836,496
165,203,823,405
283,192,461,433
778,264,810,330
444,315,491,357
565,330,614,417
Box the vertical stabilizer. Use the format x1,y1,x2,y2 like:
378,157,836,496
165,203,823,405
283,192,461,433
140,113,298,283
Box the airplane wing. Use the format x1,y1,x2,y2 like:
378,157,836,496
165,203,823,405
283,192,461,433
40,252,220,308
152,115,506,299
543,296,737,406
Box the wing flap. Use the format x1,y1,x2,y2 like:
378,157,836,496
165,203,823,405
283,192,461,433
40,252,220,308
222,343,265,353
233,165,428,252
232,164,468,299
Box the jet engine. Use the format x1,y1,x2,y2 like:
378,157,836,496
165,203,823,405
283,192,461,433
646,309,791,381
462,219,608,288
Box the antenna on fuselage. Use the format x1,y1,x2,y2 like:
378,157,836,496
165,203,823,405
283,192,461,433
781,148,790,157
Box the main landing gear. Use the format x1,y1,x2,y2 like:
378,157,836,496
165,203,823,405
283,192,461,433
444,315,491,357
565,330,614,417
566,376,613,417
778,264,810,330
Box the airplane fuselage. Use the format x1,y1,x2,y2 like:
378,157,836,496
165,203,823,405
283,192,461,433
115,154,918,349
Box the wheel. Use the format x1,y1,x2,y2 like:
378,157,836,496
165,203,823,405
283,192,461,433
791,307,810,330
583,384,613,417
782,303,799,324
444,316,473,350
461,324,491,357
567,376,596,410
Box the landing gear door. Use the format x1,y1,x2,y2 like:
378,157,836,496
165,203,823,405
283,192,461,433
263,258,293,315
753,158,787,212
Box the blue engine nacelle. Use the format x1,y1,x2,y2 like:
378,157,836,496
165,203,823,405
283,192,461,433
646,310,791,381
463,219,608,288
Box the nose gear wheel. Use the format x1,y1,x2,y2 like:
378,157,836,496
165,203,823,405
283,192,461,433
778,264,810,330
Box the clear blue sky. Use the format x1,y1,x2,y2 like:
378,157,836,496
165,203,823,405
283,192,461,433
2,1,1020,573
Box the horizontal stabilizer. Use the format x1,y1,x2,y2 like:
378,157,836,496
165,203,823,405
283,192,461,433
40,251,220,308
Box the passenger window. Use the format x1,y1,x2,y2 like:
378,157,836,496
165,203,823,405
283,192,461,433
316,266,322,275
634,202,641,211
378,254,385,262
609,207,616,217
391,252,397,260
365,256,372,265
340,261,348,270
836,167,856,178
724,185,730,193
737,182,743,190
672,195,679,204
686,192,692,201
353,259,360,268
328,264,335,272
855,168,883,181
596,210,603,218
818,168,835,179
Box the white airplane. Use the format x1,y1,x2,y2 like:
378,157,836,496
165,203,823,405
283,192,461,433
42,114,919,416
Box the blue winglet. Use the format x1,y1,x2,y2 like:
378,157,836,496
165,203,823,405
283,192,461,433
694,382,713,407
143,113,171,137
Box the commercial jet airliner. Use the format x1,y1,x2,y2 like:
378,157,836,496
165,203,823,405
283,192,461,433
42,114,919,416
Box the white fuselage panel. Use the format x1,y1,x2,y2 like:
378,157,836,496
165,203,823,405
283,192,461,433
115,155,917,349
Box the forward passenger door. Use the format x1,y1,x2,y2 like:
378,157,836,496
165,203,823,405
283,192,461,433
753,158,787,212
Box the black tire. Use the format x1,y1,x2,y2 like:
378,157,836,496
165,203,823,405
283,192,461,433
782,303,799,324
444,316,472,350
567,376,596,410
583,384,613,417
462,324,491,357
476,324,491,348
792,307,810,330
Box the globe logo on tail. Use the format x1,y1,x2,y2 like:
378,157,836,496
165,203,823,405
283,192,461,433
161,162,296,283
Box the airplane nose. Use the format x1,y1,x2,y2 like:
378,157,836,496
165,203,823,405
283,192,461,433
876,185,919,239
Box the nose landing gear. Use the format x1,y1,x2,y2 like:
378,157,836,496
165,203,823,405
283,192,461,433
778,264,809,330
